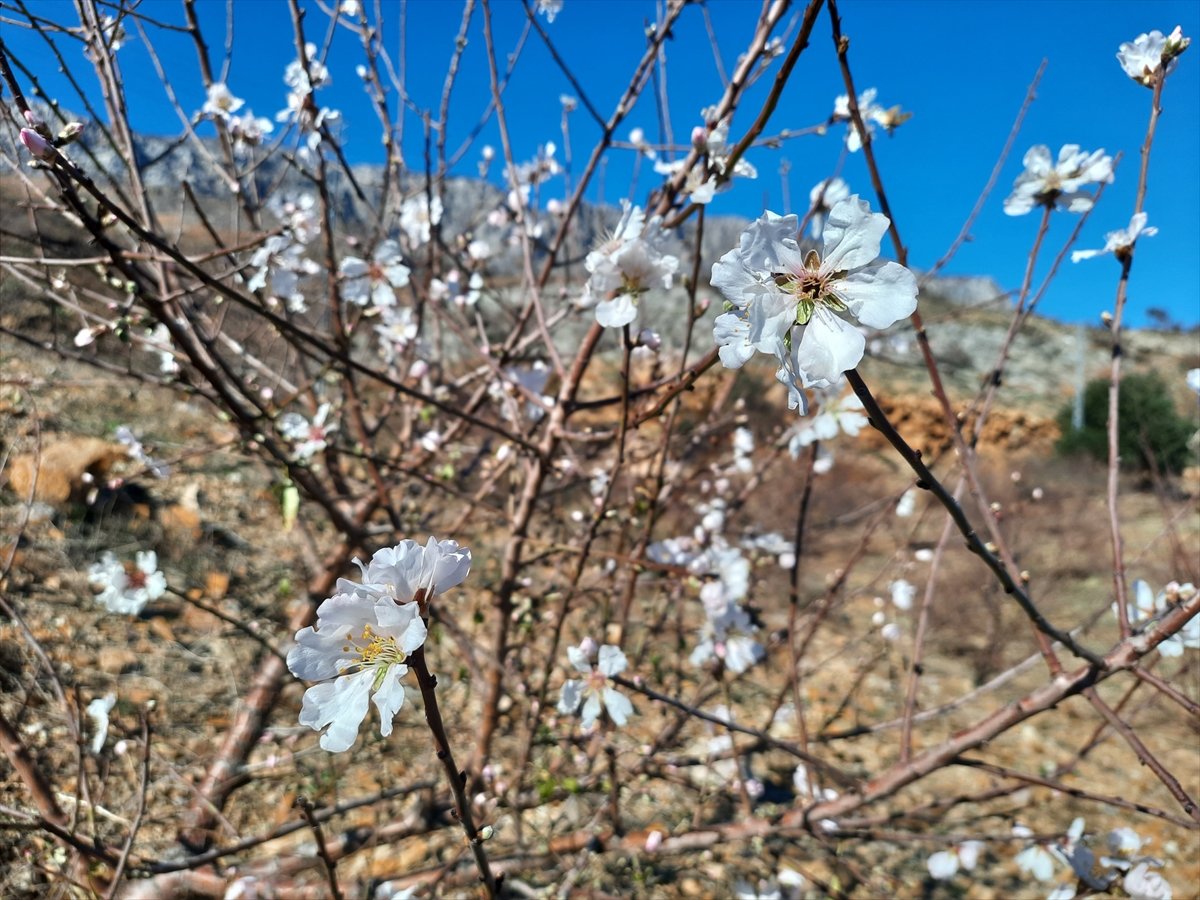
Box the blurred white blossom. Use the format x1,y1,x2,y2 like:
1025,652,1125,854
88,551,166,616
1004,145,1114,216
557,641,634,728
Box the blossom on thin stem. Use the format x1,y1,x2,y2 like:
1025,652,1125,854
1071,212,1157,263
1118,27,1190,87
279,403,337,461
831,88,910,152
287,538,471,752
201,83,245,121
339,240,411,308
712,196,917,413
1003,145,1113,216
557,640,634,728
581,202,678,328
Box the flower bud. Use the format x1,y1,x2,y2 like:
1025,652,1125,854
1164,26,1190,58
57,122,85,144
19,127,53,160
691,125,707,150
23,109,42,127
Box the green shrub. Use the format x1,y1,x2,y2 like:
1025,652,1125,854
1057,372,1194,474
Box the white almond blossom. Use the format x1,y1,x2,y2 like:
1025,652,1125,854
1004,145,1114,216
228,111,274,151
557,640,634,728
339,240,410,308
712,197,917,412
288,590,427,752
582,202,678,328
927,840,984,880
351,537,472,605
653,114,757,204
536,0,563,23
280,402,337,461
831,88,909,152
1124,862,1173,900
201,83,244,121
287,538,470,752
431,269,484,308
88,550,166,616
787,385,868,450
1071,212,1158,262
400,194,443,246
374,306,419,366
1118,27,1190,87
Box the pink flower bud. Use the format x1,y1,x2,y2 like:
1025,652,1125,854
577,636,599,660
23,109,41,127
691,126,707,149
19,127,53,160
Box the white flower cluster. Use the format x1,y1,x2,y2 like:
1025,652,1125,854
277,42,337,139
654,113,758,205
199,83,273,151
647,533,765,676
712,196,917,414
287,538,471,752
400,194,443,247
1003,145,1114,216
785,382,868,456
248,195,322,313
1013,818,1175,898
1118,27,1190,87
581,202,678,328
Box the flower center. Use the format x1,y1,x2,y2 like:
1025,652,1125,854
773,249,849,325
585,668,608,693
343,625,407,687
125,567,148,590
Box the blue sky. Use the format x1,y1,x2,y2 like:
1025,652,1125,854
5,0,1198,329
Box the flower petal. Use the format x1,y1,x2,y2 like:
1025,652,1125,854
602,686,633,726
820,196,888,273
371,665,409,737
835,261,918,329
300,670,372,752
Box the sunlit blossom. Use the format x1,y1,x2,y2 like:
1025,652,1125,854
280,402,337,461
1004,145,1113,216
201,83,245,121
712,197,917,412
557,640,634,728
339,240,411,307
1071,212,1157,263
1118,27,1189,87
582,202,678,328
88,550,166,616
287,538,470,752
